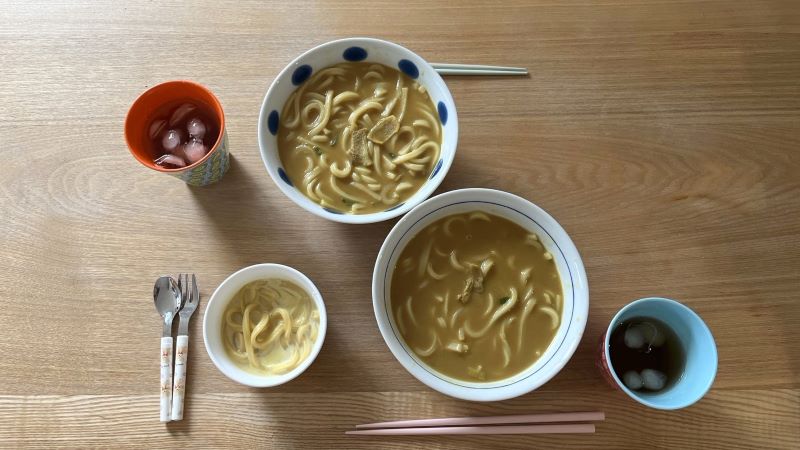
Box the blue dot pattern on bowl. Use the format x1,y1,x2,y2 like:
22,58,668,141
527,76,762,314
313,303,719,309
430,159,443,179
323,207,343,215
267,110,279,135
277,167,293,186
343,46,368,61
292,65,313,85
398,59,419,79
437,101,448,125
385,202,405,212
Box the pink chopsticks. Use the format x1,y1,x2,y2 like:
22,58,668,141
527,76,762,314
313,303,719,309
347,411,604,436
347,424,595,436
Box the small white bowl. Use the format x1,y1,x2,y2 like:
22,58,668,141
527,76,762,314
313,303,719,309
257,37,459,224
372,188,589,401
203,264,327,387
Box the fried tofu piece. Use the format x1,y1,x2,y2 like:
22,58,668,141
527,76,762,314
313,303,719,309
348,128,369,165
367,115,399,144
457,277,475,304
457,261,490,304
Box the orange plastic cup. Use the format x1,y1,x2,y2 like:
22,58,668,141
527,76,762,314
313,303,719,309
124,80,230,186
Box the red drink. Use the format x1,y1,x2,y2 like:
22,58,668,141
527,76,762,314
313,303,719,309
146,99,221,168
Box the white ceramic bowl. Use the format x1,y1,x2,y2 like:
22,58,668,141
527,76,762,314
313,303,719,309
203,264,327,387
257,37,458,224
372,188,589,401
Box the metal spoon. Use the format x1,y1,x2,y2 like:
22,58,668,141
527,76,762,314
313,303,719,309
154,276,182,422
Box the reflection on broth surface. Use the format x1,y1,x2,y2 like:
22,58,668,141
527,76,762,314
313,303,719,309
390,212,563,382
278,62,441,214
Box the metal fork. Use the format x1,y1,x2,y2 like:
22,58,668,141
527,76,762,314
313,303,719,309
171,273,199,421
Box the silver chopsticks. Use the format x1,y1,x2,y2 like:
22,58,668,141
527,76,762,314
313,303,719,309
431,63,528,76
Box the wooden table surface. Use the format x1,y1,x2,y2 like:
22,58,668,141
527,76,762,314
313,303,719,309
2,0,799,448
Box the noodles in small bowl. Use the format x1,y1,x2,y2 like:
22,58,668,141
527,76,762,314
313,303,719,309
258,37,458,224
203,264,327,387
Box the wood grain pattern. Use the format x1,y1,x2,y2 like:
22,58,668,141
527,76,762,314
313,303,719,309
1,0,798,448
1,390,798,448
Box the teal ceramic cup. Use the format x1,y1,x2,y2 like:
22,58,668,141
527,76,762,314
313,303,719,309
597,297,718,410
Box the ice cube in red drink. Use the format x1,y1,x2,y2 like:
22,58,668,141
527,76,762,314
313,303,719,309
146,99,219,169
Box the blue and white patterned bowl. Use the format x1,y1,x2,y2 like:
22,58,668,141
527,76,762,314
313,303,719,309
257,37,458,224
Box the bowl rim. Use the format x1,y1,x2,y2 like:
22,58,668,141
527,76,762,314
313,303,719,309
202,263,328,387
371,188,589,401
257,36,458,224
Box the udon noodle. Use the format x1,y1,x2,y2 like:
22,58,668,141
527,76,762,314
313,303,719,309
222,279,320,375
390,211,564,382
278,62,442,214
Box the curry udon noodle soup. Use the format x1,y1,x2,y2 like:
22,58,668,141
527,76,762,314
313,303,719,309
390,212,564,382
278,62,442,214
222,279,320,375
